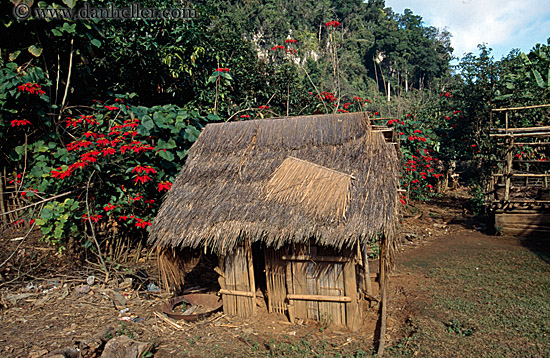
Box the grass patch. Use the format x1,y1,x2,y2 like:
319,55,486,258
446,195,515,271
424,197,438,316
403,240,550,357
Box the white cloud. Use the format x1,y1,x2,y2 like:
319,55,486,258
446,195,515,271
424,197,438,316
384,0,550,59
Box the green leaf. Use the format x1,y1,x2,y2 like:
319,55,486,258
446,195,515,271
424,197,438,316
28,45,43,57
220,72,233,81
158,150,175,161
141,115,154,130
9,51,21,62
532,69,545,88
59,22,76,34
207,114,221,122
62,0,76,8
184,126,201,142
40,208,54,220
91,38,101,48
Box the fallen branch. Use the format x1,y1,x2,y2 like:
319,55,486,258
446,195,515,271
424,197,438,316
0,191,72,217
153,311,190,329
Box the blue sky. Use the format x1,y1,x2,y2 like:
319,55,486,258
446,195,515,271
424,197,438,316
384,0,550,60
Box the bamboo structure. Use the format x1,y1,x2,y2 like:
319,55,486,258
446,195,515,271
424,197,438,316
487,104,550,236
149,112,400,331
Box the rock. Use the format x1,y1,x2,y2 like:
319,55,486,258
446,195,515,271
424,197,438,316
28,349,48,358
74,285,90,294
100,336,149,358
87,275,96,285
119,278,133,290
113,292,127,307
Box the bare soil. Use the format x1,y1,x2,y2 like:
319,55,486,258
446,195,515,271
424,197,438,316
1,191,548,357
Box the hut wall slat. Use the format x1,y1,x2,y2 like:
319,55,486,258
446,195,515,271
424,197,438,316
285,260,295,323
246,240,256,315
223,254,235,316
265,247,287,315
343,251,359,331
306,262,319,320
292,245,308,319
336,262,345,325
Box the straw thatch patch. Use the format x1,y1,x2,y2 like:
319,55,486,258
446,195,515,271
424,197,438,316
265,157,353,221
149,112,399,256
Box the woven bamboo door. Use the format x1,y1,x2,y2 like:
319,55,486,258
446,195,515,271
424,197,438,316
284,247,359,330
265,247,287,314
218,241,256,317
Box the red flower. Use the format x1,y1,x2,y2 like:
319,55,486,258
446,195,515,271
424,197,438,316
240,115,251,118
105,105,119,111
134,174,152,184
10,119,32,127
135,218,152,229
102,147,116,156
271,45,285,51
104,204,116,211
259,105,270,109
413,129,422,134
285,39,297,43
157,181,172,192
82,213,103,223
132,165,157,174
325,20,341,28
215,68,230,72
129,195,143,202
17,83,45,95
118,215,128,221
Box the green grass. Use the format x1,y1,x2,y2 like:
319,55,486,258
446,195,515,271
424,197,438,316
396,241,550,357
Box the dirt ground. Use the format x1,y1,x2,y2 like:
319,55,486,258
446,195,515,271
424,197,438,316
1,191,548,357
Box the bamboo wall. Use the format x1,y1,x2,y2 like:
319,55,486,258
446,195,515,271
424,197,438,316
218,241,361,330
218,240,256,317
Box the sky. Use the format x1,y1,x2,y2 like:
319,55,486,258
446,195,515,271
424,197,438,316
384,0,550,61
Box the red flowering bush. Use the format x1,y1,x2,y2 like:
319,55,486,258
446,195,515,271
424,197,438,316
383,115,442,201
12,100,212,249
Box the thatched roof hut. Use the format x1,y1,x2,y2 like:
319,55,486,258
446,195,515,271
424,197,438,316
150,112,399,253
149,112,399,336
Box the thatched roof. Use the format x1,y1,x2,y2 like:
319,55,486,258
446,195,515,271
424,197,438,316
149,112,399,255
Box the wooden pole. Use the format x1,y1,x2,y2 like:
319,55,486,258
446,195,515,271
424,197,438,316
492,103,550,111
504,137,514,202
246,239,256,315
343,251,359,331
377,238,388,356
285,261,295,323
362,248,373,296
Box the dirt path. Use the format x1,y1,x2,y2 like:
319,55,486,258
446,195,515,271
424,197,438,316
1,197,548,357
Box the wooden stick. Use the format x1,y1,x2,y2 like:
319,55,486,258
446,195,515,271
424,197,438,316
285,261,295,324
218,289,254,297
286,294,352,302
490,132,550,138
281,255,350,263
153,311,190,329
492,173,550,178
492,103,550,111
362,248,373,296
0,191,72,217
246,239,256,315
492,125,550,133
